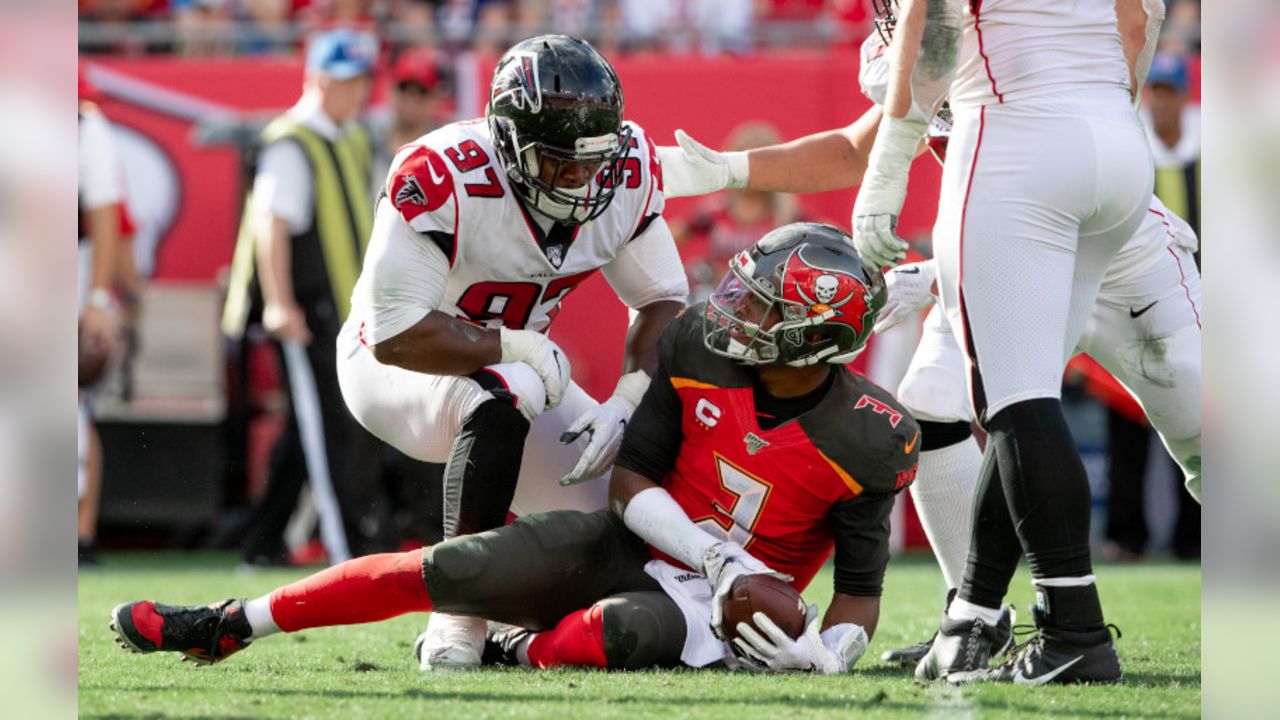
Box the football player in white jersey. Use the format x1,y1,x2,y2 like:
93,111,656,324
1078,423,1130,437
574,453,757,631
338,35,687,670
658,0,1191,686
851,0,1154,684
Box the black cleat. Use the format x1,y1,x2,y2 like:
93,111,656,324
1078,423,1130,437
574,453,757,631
884,596,1016,666
915,593,1015,681
881,633,935,665
948,608,1123,685
481,623,532,666
109,599,252,666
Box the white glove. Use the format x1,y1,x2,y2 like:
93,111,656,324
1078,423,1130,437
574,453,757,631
499,328,572,410
874,259,937,333
703,542,793,641
733,603,868,675
654,129,749,199
851,114,927,268
559,370,650,486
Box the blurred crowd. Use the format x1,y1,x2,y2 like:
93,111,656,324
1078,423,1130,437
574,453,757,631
79,0,1205,58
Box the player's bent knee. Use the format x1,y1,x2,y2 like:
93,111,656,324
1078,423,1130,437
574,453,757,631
599,593,686,670
898,364,971,424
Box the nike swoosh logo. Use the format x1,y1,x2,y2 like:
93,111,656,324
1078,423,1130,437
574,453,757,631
904,430,920,454
1129,301,1157,318
897,267,921,275
1012,655,1082,685
428,161,447,186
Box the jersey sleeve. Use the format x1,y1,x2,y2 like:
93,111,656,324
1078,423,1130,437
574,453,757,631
807,375,921,499
600,215,689,310
627,122,666,239
829,491,895,597
78,109,122,211
384,143,459,258
352,198,450,345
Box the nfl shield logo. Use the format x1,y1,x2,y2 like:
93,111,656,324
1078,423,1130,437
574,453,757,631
744,432,769,455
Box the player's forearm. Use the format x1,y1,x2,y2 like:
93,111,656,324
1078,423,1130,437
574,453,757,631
371,310,501,375
255,216,298,308
611,467,721,570
622,300,683,376
885,0,928,120
86,204,121,292
745,108,883,193
821,592,879,640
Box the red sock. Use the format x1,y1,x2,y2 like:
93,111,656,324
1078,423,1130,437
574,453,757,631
525,605,609,669
268,551,432,632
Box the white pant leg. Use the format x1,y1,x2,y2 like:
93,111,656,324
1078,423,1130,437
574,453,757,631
1078,244,1202,497
336,318,609,513
336,318,547,463
935,99,1151,422
897,305,974,424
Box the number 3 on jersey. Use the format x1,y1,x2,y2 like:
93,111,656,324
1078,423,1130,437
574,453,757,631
694,455,772,547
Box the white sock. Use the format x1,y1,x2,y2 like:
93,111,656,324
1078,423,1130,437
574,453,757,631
244,595,281,639
948,597,1005,625
1033,575,1096,588
515,634,533,666
910,436,983,590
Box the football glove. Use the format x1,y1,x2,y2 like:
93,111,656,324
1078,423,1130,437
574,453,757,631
733,604,869,675
654,129,749,199
874,259,937,333
703,542,793,641
851,115,927,268
559,370,650,486
499,327,572,410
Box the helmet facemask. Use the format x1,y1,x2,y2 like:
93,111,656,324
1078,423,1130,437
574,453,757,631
491,113,632,224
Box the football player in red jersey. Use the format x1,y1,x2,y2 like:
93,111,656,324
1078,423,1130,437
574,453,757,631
109,224,919,674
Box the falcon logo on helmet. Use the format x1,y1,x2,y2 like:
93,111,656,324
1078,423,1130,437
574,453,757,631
491,51,543,114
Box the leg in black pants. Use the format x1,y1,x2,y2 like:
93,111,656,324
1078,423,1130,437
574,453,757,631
1103,408,1150,558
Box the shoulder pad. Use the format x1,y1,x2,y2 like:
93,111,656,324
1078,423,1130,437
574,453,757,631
803,372,920,496
386,145,456,229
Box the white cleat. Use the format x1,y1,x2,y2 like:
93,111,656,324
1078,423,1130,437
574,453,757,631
414,613,486,671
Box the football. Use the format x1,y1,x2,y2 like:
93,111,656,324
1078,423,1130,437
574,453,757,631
720,574,807,643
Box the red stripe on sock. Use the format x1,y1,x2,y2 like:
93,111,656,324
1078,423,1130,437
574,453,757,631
526,605,609,669
268,551,432,632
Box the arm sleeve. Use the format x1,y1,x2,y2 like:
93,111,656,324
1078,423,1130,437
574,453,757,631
252,140,313,234
601,216,689,310
352,199,450,345
78,111,122,211
829,491,896,597
614,363,685,483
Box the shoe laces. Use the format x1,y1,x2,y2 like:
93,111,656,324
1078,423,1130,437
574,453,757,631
962,618,986,670
165,601,241,662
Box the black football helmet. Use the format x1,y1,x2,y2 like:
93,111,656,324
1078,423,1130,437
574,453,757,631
703,223,887,367
487,35,631,225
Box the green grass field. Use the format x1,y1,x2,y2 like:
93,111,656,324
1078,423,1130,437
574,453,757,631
78,552,1200,719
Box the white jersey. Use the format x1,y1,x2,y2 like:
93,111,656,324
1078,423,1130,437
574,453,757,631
351,119,686,346
950,0,1131,110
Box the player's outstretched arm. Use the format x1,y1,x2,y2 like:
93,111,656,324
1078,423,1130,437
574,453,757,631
657,108,883,198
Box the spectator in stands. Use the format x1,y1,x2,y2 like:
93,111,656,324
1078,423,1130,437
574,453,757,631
238,0,296,55
384,0,440,48
220,29,394,567
674,122,800,302
79,0,170,55
367,47,451,183
173,0,235,56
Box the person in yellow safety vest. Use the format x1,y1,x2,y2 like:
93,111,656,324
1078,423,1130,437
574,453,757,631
222,28,389,567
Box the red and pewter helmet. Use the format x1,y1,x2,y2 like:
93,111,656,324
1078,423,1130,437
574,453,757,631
703,223,887,367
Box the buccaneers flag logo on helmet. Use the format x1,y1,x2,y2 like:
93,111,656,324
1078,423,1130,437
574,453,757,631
780,247,872,336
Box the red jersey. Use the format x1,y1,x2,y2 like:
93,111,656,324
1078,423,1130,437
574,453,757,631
617,305,920,596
